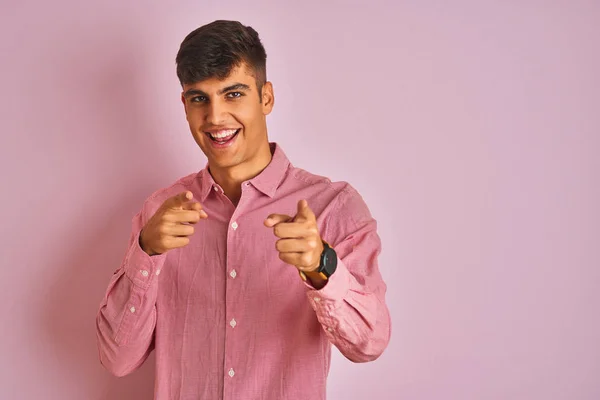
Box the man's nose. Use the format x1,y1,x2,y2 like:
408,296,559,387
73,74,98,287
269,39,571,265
206,100,227,126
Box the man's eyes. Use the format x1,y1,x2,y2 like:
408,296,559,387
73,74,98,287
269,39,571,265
191,96,208,103
190,92,244,103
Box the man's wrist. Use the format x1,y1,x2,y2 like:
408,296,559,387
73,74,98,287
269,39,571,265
139,229,157,256
303,270,328,289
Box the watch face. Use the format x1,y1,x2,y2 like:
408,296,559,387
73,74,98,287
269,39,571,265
322,247,338,276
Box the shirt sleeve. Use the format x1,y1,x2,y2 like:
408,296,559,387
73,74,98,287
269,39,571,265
95,206,167,377
305,185,392,362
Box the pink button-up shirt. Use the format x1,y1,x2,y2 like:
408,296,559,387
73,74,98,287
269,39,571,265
96,143,391,400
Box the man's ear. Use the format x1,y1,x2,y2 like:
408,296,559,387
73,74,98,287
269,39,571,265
261,81,274,115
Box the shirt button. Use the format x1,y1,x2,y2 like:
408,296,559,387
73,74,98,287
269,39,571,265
228,368,235,378
213,186,219,192
314,297,321,303
129,306,136,313
140,270,149,277
229,270,237,279
155,269,161,276
231,221,238,230
327,327,333,332
230,318,237,328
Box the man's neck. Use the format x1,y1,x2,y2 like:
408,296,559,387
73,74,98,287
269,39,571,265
209,144,273,206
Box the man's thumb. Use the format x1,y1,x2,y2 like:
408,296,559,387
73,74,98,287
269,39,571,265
167,191,193,208
297,199,308,214
295,199,314,221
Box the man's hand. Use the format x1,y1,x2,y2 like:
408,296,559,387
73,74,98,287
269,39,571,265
140,191,207,256
264,200,326,288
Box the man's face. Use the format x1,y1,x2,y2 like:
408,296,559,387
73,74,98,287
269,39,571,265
181,63,274,170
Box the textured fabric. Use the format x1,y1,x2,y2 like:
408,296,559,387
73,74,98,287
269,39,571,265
96,143,391,400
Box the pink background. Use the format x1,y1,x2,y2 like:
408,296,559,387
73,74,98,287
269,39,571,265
1,1,599,399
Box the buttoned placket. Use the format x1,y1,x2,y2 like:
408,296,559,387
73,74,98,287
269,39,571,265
222,182,252,398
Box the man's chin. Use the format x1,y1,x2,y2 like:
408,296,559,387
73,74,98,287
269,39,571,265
208,154,243,170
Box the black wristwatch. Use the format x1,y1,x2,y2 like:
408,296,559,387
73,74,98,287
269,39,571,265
299,241,338,281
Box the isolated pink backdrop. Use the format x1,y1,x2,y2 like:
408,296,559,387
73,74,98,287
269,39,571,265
1,1,599,399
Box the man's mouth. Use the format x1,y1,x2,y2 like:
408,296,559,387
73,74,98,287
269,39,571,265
204,128,240,145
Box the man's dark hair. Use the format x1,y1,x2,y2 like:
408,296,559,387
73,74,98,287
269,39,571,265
176,20,267,97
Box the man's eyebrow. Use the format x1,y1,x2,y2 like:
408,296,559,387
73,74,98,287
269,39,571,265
183,89,207,98
217,83,250,95
183,83,251,99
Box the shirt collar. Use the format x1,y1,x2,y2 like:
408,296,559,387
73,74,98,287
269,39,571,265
197,142,290,202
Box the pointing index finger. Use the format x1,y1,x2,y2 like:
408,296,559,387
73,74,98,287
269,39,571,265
264,214,293,227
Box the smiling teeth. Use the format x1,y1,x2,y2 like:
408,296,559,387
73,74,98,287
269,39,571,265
209,129,237,139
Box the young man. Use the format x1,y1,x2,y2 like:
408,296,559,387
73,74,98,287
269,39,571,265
96,20,391,400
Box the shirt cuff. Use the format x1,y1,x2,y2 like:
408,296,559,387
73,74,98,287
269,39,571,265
123,229,167,289
304,256,351,311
